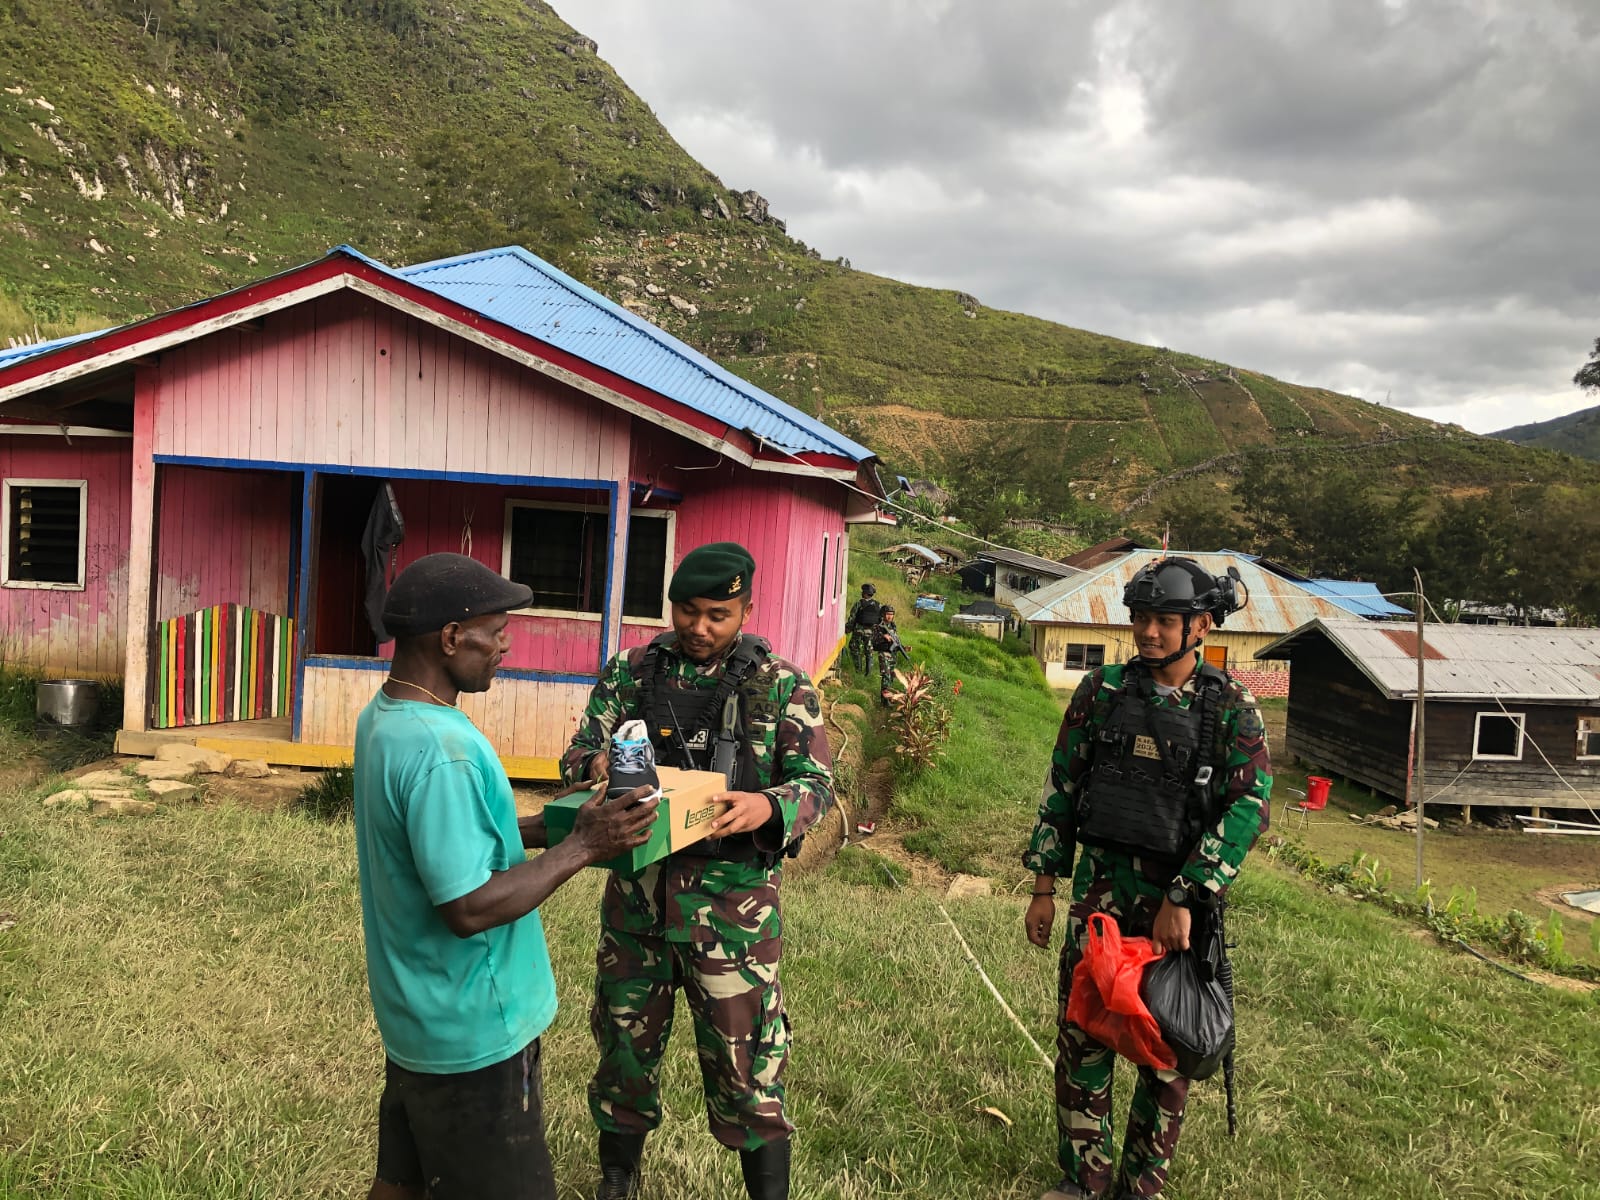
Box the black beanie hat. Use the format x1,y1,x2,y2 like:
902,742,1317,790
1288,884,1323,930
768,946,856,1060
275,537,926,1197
382,553,533,637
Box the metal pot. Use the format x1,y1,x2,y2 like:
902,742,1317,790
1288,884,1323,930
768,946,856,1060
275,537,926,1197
36,678,101,730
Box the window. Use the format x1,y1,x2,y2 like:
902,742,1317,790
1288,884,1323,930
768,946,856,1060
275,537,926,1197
502,501,674,621
818,532,829,615
621,511,673,621
1577,716,1600,760
1064,643,1105,670
1473,712,1525,760
834,533,846,601
2,479,86,590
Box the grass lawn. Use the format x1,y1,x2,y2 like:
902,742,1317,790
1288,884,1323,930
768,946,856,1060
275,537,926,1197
2,758,1598,1198
1255,702,1600,968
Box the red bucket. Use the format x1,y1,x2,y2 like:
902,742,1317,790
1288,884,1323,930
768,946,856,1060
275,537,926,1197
1304,776,1332,810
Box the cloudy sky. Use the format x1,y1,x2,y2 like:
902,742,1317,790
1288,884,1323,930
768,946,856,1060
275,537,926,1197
564,0,1598,433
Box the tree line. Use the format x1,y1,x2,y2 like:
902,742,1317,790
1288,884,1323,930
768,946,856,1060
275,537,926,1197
933,435,1600,625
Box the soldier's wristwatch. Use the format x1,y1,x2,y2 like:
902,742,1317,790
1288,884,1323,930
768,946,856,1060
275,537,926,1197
1164,880,1191,908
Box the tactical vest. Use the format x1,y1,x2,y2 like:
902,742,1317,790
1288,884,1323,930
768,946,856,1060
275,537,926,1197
637,631,776,863
1074,661,1230,863
853,598,883,630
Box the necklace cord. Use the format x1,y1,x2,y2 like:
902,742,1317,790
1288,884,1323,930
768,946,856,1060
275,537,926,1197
387,677,457,708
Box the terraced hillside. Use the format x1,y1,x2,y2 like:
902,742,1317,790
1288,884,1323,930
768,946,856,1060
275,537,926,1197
1,0,1588,513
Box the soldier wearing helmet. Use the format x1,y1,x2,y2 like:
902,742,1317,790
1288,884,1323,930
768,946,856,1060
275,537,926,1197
1021,556,1274,1200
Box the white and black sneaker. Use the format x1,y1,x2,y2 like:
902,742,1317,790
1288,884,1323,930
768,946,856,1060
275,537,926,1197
607,719,662,803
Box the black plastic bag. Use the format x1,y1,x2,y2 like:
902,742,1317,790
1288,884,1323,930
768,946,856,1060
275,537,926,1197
1139,947,1234,1081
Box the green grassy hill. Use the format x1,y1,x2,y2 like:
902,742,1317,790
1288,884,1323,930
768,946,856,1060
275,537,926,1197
3,0,1592,513
1494,403,1600,460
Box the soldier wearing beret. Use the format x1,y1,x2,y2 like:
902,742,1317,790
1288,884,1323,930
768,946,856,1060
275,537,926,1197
354,554,657,1200
560,541,835,1200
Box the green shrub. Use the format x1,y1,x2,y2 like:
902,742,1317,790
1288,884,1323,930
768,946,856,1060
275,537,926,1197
293,767,354,823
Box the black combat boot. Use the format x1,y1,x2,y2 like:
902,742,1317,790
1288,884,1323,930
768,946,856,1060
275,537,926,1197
595,1130,646,1200
738,1138,791,1200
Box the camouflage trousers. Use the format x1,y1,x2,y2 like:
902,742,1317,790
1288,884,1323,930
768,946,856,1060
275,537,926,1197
876,651,896,695
589,925,792,1151
1056,853,1193,1197
848,627,871,672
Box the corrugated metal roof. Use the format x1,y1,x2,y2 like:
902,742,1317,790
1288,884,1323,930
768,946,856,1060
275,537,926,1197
1013,551,1351,632
1302,579,1413,619
1258,617,1600,701
975,545,1081,578
884,542,945,565
0,327,110,370
383,245,873,462
1,245,874,465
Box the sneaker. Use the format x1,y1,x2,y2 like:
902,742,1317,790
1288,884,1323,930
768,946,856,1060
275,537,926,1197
856,821,877,836
607,719,662,803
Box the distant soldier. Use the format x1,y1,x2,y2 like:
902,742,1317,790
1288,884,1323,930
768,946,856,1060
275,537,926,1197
1022,558,1272,1200
870,605,909,702
845,582,882,673
561,541,835,1200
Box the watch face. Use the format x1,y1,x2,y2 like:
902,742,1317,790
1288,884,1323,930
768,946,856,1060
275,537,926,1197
1166,884,1188,905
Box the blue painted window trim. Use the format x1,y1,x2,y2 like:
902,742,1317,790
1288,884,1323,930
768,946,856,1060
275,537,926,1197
304,654,600,687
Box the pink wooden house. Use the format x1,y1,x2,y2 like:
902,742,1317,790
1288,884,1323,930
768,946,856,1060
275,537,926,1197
0,246,882,776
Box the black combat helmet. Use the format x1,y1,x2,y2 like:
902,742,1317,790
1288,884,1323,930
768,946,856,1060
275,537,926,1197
1122,557,1247,626
861,583,877,597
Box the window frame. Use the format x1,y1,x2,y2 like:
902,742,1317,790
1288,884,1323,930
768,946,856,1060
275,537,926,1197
1472,710,1525,761
1,477,88,592
818,532,830,617
1063,642,1105,671
1576,715,1600,762
833,531,846,603
500,500,676,624
620,508,676,626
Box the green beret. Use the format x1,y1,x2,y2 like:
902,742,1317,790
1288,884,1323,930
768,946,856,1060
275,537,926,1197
669,541,756,603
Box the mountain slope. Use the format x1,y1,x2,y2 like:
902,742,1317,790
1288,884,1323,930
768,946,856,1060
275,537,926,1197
1494,403,1600,460
2,0,1593,515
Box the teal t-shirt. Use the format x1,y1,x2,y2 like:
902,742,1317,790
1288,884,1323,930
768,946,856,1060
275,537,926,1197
354,689,557,1073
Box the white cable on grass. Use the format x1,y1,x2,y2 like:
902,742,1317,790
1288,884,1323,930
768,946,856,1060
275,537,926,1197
937,903,1055,1075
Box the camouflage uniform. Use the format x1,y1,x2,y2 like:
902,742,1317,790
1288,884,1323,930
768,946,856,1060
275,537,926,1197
1024,655,1272,1197
561,635,834,1151
871,621,901,694
845,598,874,672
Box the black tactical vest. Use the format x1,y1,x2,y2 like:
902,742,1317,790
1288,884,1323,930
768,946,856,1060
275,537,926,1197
1074,662,1229,863
637,632,774,862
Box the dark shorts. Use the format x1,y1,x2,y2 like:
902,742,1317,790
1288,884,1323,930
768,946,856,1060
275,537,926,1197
376,1039,554,1199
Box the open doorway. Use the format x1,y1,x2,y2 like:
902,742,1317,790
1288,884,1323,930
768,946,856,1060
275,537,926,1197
313,474,384,656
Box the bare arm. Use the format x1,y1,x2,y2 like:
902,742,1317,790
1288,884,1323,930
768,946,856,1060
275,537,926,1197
439,787,657,937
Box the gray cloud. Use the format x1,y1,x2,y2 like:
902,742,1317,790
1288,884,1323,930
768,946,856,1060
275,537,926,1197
563,0,1600,432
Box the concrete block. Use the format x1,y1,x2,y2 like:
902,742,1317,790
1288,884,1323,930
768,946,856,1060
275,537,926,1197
136,760,198,780
73,769,137,789
91,798,157,817
153,744,231,774
145,779,198,803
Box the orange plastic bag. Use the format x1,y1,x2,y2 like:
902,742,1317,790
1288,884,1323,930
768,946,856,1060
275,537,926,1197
1065,912,1177,1071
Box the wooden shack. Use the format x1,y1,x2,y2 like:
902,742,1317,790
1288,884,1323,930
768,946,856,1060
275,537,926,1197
1259,618,1600,813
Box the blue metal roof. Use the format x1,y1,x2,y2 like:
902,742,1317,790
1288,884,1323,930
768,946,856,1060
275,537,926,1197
1,244,875,465
1300,579,1412,619
0,327,110,371
369,245,872,462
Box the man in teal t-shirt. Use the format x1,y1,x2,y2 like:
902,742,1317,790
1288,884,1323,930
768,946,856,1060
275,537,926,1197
355,553,657,1200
